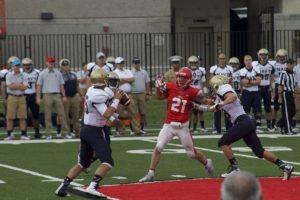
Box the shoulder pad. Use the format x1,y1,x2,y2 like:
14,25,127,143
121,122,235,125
217,84,235,96
104,87,115,99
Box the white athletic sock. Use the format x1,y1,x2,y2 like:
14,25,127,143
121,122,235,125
148,169,155,176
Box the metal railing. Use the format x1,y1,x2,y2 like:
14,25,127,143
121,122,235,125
1,31,300,78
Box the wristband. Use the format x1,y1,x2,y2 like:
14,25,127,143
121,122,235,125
198,105,208,111
111,99,120,109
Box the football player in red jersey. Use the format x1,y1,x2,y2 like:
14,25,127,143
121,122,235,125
139,67,215,182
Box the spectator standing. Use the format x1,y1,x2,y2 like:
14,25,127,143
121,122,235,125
59,59,82,137
131,57,150,134
87,52,106,75
36,57,70,139
22,58,41,138
114,57,141,135
164,56,182,82
5,59,29,140
293,56,300,130
77,63,89,119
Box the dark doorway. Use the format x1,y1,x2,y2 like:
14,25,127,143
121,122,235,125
230,7,248,60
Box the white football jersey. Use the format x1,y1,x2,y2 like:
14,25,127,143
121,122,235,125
84,86,114,127
210,65,233,77
24,69,40,94
253,61,274,86
216,84,246,123
274,62,286,84
239,66,261,91
191,67,206,89
232,70,241,91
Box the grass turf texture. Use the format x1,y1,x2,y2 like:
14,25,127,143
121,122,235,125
0,135,299,200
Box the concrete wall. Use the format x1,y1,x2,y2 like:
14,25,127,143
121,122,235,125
172,0,230,32
6,0,171,34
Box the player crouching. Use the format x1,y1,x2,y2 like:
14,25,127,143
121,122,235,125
207,75,294,180
55,68,124,198
139,67,215,183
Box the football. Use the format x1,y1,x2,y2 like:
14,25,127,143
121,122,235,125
120,91,130,106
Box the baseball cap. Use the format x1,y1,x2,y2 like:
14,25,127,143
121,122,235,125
46,57,55,63
170,55,182,62
115,57,125,64
96,52,105,58
132,57,140,64
12,59,21,66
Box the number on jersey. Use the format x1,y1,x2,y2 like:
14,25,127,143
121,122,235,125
171,97,187,113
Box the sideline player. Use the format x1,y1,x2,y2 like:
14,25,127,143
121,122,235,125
228,57,241,95
254,49,275,132
205,75,294,179
209,53,233,134
240,55,262,133
55,68,123,197
187,56,207,134
139,67,215,183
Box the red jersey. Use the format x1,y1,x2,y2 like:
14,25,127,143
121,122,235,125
164,82,200,123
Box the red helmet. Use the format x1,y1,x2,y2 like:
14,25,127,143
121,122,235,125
176,67,193,89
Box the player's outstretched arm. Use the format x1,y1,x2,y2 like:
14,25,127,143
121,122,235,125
154,75,167,100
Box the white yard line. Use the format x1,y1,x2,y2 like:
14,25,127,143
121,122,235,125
0,134,300,145
41,178,84,182
141,138,300,166
0,163,82,187
0,163,119,200
0,180,6,184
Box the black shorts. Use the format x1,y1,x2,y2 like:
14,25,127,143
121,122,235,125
274,83,281,111
241,90,261,114
259,85,272,113
25,93,40,119
218,114,265,158
79,125,114,168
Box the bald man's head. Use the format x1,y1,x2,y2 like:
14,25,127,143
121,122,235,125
221,171,262,200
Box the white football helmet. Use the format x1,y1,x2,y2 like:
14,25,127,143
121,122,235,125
276,49,288,64
187,56,199,70
257,48,269,63
228,57,239,71
209,75,229,93
90,68,107,86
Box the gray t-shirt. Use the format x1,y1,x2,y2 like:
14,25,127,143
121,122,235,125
6,71,28,95
37,68,64,93
131,68,150,93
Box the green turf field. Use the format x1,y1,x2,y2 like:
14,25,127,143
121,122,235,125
0,134,299,200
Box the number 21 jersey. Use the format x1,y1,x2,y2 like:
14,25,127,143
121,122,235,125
164,82,200,124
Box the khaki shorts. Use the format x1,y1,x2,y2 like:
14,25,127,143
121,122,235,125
6,95,27,120
294,88,300,120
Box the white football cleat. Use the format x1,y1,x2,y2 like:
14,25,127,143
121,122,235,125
4,135,15,141
256,127,264,133
20,135,30,140
200,128,208,132
85,183,106,197
221,166,240,178
204,158,215,177
65,135,73,139
282,164,294,180
46,136,52,140
267,128,275,133
139,172,154,183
